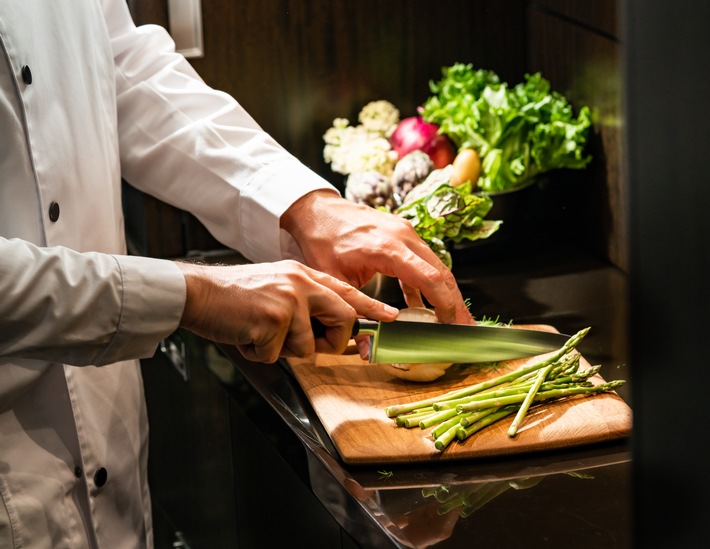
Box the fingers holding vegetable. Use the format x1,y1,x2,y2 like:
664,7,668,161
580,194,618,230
398,281,426,310
280,191,472,325
378,237,471,325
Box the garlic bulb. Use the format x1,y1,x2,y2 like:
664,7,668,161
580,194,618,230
380,307,454,382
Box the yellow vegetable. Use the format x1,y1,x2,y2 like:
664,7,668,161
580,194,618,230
449,148,481,188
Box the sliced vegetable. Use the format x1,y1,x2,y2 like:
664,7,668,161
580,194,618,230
379,308,454,382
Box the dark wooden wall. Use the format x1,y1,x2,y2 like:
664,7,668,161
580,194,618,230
124,0,624,271
624,1,710,546
528,0,625,270
129,0,526,181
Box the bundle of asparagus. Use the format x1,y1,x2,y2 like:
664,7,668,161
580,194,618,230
384,327,625,452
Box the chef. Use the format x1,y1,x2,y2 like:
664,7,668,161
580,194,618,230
0,1,472,547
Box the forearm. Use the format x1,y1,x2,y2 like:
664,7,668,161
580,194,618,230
106,0,336,263
0,237,185,366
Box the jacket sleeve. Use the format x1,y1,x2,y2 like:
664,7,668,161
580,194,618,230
102,0,338,264
0,237,185,366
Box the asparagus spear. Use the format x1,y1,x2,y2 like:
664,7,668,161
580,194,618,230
384,327,590,418
456,406,519,442
508,362,555,437
434,422,463,451
432,413,473,439
418,408,461,429
431,373,597,410
457,407,502,428
395,408,437,428
456,380,625,413
435,407,517,451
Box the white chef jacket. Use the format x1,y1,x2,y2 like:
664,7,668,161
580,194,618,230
0,1,335,547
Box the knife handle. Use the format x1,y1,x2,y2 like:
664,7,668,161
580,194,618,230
310,318,378,339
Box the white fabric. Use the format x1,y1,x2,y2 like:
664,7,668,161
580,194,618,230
0,0,336,547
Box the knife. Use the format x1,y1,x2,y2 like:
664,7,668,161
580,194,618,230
311,318,571,364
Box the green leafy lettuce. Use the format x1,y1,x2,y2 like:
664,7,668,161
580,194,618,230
396,181,501,268
421,63,593,193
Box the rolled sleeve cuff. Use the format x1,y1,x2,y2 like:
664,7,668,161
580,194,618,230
99,255,186,364
239,158,338,263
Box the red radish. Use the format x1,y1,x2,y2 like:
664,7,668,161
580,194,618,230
389,117,456,169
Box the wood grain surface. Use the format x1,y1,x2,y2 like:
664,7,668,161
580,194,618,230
287,325,632,465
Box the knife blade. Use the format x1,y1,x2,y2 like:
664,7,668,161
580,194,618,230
311,318,571,364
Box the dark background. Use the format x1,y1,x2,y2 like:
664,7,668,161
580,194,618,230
625,1,710,548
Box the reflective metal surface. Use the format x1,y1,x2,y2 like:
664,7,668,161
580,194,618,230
368,320,571,364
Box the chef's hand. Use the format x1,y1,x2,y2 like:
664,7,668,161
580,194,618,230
176,260,398,363
281,190,474,325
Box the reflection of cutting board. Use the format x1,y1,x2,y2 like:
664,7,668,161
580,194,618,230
287,325,632,465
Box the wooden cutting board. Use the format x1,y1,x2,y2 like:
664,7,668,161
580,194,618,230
286,325,632,465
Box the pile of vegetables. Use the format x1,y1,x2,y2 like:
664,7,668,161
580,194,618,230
421,63,593,193
384,327,625,452
323,101,498,268
322,62,593,267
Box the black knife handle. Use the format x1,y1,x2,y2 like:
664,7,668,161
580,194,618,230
310,318,379,339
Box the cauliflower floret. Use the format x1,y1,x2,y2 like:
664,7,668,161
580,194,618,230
323,100,400,177
358,100,400,136
323,124,398,176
